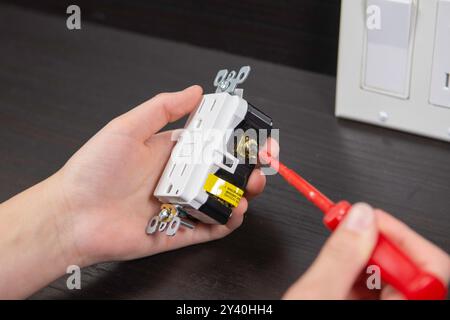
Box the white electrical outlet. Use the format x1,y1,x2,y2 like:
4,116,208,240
148,67,272,237
154,92,247,209
336,0,450,142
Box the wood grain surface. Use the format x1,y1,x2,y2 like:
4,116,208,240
0,4,449,299
2,0,341,75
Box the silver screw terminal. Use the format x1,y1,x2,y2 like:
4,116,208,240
146,204,196,237
219,81,230,91
158,208,170,221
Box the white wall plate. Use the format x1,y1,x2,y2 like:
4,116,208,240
336,0,450,142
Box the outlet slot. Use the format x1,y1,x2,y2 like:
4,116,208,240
181,164,188,176
166,184,173,194
195,119,203,129
445,73,449,90
210,99,217,111
169,164,176,177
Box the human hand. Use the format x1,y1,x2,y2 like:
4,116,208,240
51,85,267,267
283,203,450,299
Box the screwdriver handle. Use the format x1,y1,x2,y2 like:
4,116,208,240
324,201,447,300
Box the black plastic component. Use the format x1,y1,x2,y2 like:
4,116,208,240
202,102,272,224
215,102,272,190
198,196,232,225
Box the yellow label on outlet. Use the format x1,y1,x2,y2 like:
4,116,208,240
203,174,244,208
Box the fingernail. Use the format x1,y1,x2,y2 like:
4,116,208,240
344,203,374,233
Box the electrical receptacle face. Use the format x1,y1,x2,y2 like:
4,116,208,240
336,0,450,141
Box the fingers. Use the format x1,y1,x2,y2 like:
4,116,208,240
210,163,268,235
113,85,203,141
233,137,278,200
258,137,280,165
181,197,248,245
144,130,178,178
375,209,450,287
228,197,248,230
258,138,280,177
245,168,266,200
208,197,249,240
380,285,406,300
284,203,378,299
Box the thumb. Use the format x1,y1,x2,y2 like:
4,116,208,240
112,85,203,141
284,203,378,299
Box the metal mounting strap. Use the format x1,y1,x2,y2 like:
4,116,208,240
213,66,251,97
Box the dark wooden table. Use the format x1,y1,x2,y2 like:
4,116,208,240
1,4,449,299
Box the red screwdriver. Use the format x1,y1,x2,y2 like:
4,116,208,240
263,155,447,300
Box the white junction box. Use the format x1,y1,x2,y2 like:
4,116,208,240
336,0,450,142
